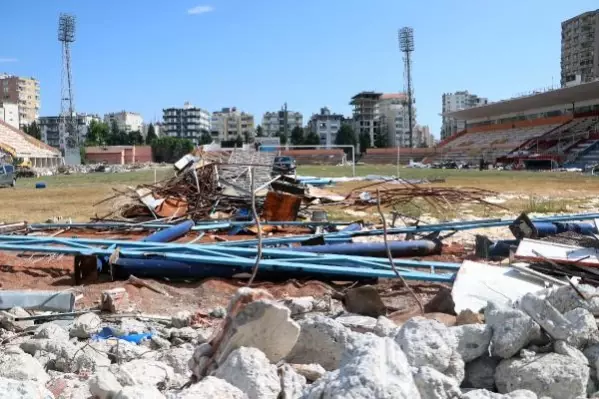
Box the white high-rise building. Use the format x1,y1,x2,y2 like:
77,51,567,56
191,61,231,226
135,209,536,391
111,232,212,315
163,102,211,144
378,93,417,147
104,111,143,133
0,102,19,129
262,108,303,137
441,91,488,139
307,107,344,146
211,107,254,142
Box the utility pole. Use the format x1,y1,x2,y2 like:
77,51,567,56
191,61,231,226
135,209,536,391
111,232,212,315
399,27,415,148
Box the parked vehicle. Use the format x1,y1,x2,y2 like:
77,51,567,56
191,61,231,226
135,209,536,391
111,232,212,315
273,156,296,175
0,164,16,187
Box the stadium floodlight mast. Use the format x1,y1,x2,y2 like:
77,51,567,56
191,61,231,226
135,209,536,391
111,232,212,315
398,27,415,149
58,13,77,151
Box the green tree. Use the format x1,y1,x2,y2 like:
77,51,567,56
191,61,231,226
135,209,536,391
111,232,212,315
243,131,253,144
290,126,304,145
255,125,264,137
304,130,320,146
151,137,194,163
199,131,212,145
374,133,387,148
85,120,109,146
335,124,357,147
145,123,157,144
359,132,371,153
129,130,144,145
278,132,288,146
235,135,244,147
24,121,41,140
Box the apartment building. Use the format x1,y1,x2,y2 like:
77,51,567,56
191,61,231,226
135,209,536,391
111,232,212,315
262,108,303,137
441,91,488,139
0,74,40,127
104,111,143,133
378,93,417,147
0,102,19,129
307,107,344,146
210,107,254,142
414,125,435,148
162,102,211,144
38,113,101,149
561,9,599,86
350,91,381,147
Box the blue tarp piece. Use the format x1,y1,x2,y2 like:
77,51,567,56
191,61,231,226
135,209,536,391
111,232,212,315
93,327,153,344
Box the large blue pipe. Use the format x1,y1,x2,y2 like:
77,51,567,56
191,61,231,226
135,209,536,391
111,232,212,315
290,240,441,257
141,220,194,243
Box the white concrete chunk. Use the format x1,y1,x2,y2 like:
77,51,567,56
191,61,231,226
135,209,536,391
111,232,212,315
174,376,248,399
113,359,175,389
280,364,306,399
283,296,314,316
0,377,54,399
485,303,540,358
89,370,123,399
451,324,492,362
554,340,589,365
464,356,500,390
495,352,589,399
213,347,280,399
395,317,457,372
0,352,48,383
300,335,421,399
34,322,69,342
412,366,462,399
373,315,398,337
70,312,101,338
114,385,165,399
289,363,326,382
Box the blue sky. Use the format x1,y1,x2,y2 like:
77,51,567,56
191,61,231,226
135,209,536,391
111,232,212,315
1,1,597,138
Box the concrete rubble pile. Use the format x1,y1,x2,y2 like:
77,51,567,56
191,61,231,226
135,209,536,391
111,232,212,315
3,284,599,399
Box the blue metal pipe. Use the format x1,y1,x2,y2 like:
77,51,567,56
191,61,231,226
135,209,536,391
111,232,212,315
141,220,194,243
532,222,559,237
290,240,441,258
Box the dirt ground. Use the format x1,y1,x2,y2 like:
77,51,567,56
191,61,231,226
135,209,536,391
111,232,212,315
3,166,598,317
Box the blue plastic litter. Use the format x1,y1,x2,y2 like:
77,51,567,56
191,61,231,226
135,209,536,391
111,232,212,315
93,327,152,344
35,182,46,189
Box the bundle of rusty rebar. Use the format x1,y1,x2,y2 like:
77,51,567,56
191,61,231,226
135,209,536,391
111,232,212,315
351,186,506,214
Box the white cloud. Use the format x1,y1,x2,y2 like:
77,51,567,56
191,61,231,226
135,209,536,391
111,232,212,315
187,5,214,15
0,58,17,63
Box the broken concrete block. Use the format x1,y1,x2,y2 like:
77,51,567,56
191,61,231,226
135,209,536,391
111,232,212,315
0,307,33,332
521,294,597,348
279,364,306,399
485,303,540,358
451,324,492,362
445,350,465,385
175,376,247,399
343,285,386,317
286,315,356,371
114,318,148,336
114,385,166,399
335,314,377,333
495,352,589,399
101,287,129,313
170,326,208,343
289,363,326,382
109,339,153,363
0,351,49,383
463,356,500,390
34,322,69,342
70,312,101,338
413,366,462,399
188,342,213,379
373,315,398,337
215,298,300,365
159,343,195,375
395,317,457,372
0,377,54,399
585,344,599,370
172,311,193,328
46,372,92,399
300,335,421,399
545,284,599,316
112,359,175,389
150,336,171,350
89,369,123,399
283,296,314,316
213,347,281,399
462,389,538,398
554,340,589,365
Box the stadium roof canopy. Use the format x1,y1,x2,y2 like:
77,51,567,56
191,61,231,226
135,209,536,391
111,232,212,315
444,80,599,120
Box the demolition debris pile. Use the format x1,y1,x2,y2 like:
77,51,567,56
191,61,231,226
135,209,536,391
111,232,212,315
1,282,599,399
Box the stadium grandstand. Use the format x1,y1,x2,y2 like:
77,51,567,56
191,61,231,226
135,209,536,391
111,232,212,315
0,120,63,168
432,80,599,169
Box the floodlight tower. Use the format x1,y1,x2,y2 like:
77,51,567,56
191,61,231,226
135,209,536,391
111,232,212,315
58,13,76,149
398,27,414,148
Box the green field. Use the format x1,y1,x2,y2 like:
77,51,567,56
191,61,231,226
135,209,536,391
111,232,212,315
2,164,598,223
